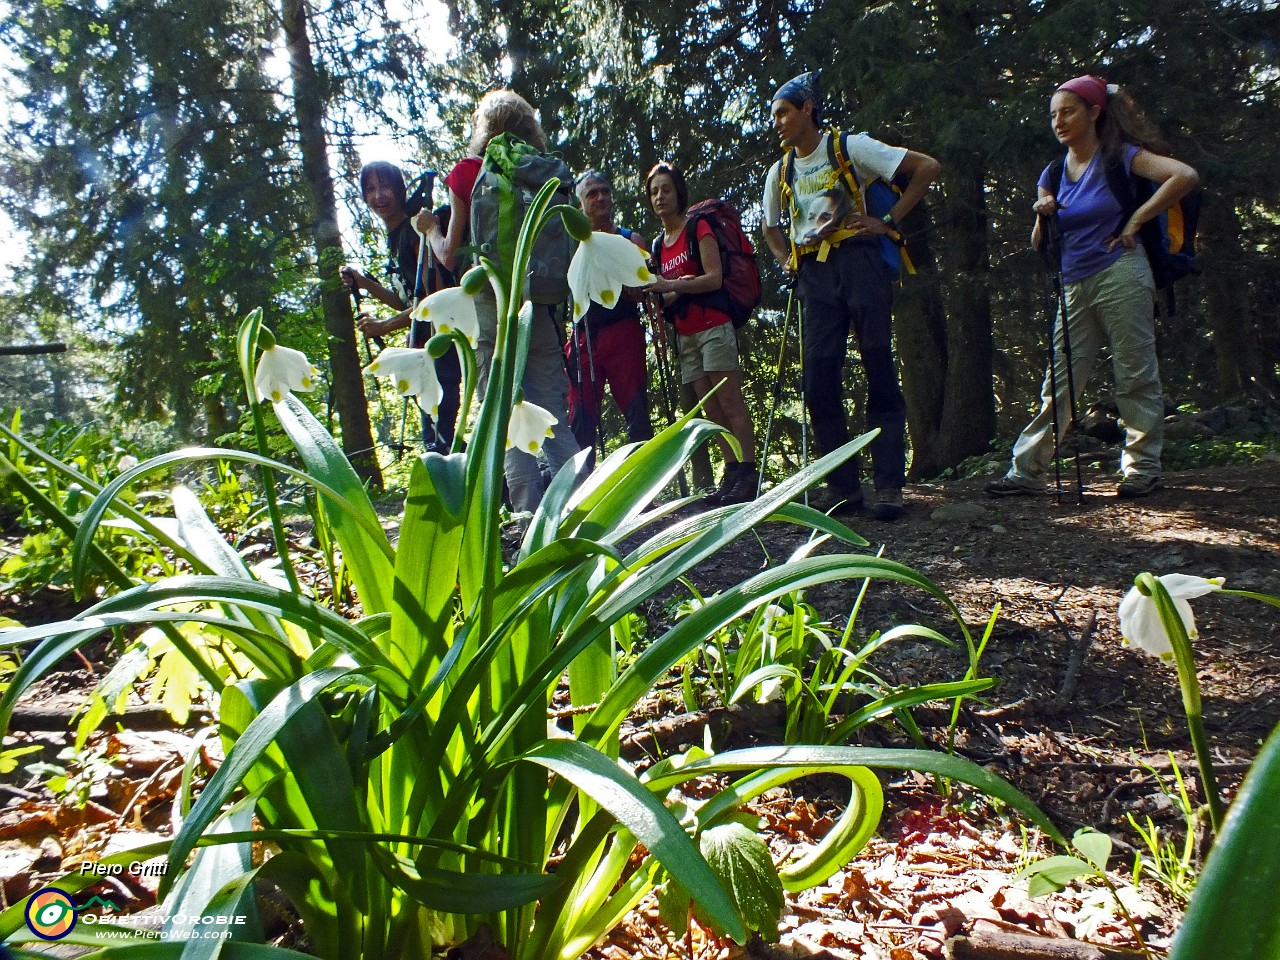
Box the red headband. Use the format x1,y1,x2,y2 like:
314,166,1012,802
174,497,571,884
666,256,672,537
1057,75,1108,111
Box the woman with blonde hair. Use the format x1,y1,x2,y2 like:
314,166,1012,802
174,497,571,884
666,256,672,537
417,90,579,515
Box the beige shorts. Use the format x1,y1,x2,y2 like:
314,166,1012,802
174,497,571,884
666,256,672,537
679,322,740,384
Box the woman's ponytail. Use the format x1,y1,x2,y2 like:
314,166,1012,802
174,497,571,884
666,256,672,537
1099,84,1171,158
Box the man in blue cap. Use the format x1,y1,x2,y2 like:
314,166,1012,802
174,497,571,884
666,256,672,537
761,71,940,521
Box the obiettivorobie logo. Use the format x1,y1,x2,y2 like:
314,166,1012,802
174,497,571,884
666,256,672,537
23,884,247,942
24,887,77,941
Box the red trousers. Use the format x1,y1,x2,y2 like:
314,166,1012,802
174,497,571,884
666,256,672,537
565,316,653,448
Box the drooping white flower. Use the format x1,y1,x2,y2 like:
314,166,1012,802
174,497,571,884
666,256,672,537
568,231,655,320
507,400,557,454
117,454,140,472
254,344,319,404
1118,573,1225,660
412,287,479,347
364,347,444,416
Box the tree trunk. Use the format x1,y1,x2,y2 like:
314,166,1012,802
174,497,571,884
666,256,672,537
896,153,997,480
1199,193,1272,399
895,203,951,477
281,0,382,489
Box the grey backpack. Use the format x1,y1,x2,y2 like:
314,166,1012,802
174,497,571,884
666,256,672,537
469,133,576,304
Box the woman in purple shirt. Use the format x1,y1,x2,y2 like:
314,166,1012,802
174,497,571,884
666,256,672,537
987,75,1198,499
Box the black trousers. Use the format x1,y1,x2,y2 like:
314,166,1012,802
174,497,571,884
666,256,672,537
796,241,906,494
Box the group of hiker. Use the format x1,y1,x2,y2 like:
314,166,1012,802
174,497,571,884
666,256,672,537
341,69,1199,523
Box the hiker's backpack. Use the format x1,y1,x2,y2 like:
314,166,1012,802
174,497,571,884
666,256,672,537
651,199,762,328
1048,152,1200,314
470,133,576,304
780,128,915,281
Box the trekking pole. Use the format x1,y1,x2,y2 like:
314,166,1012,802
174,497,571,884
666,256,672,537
795,295,810,508
1037,214,1065,503
350,281,400,455
352,286,374,365
409,171,440,456
1044,212,1085,504
644,293,688,496
756,283,796,497
580,318,608,464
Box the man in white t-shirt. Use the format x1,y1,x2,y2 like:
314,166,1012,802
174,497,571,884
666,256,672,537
762,71,940,521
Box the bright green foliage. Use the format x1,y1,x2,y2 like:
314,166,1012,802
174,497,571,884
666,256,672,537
1020,828,1117,898
0,188,1062,959
24,742,121,810
1021,827,1158,953
0,413,178,593
1126,753,1200,903
677,582,994,746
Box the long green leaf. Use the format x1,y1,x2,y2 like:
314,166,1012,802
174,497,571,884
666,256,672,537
162,667,358,897
826,679,996,743
163,798,260,952
522,740,748,944
2,576,398,688
0,425,201,581
574,554,969,751
645,746,1066,846
68,447,393,599
1171,720,1280,959
390,454,465,679
226,679,372,913
371,847,561,913
667,760,886,892
271,394,393,613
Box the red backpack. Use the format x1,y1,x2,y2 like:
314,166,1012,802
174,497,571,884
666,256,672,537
653,199,762,328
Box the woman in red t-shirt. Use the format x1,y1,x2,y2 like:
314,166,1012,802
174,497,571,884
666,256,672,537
645,161,756,505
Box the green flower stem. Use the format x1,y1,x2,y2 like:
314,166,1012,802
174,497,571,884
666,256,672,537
237,312,302,598
1098,872,1155,960
429,331,477,456
1136,573,1225,834
462,257,511,631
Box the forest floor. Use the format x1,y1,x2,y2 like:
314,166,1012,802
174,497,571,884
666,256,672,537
3,460,1280,959
586,460,1280,960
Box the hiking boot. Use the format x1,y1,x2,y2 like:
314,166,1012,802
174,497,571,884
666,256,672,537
703,464,741,507
717,463,759,506
870,488,904,522
805,483,864,516
984,475,1040,498
1116,473,1163,499
501,516,531,547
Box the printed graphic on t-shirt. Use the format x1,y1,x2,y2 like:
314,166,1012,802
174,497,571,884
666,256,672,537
790,166,860,247
659,230,696,279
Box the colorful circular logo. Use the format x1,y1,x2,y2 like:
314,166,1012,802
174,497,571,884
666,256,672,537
25,887,77,940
